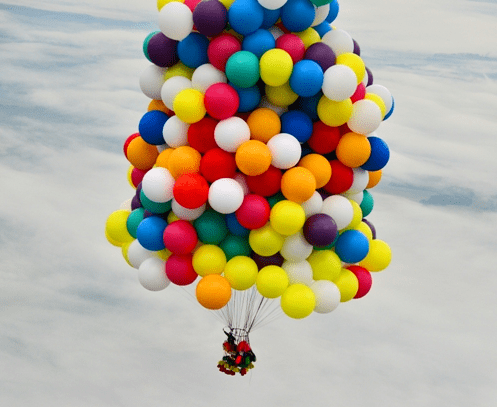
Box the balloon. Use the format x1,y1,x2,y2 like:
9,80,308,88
235,140,272,176
347,265,372,298
249,223,284,256
192,244,227,276
106,210,134,246
270,200,306,236
166,253,198,285
280,231,313,262
158,2,194,41
138,257,170,291
289,60,324,98
224,256,259,290
173,88,207,124
194,209,228,244
162,115,190,148
141,167,175,203
282,260,314,286
307,249,341,281
247,108,281,143
260,49,294,87
127,240,156,269
192,0,228,37
303,213,338,247
280,167,316,204
334,230,369,264
311,280,340,313
298,153,331,189
267,133,301,169
281,0,315,33
214,116,251,152
196,274,232,309
177,32,210,69
163,220,198,254
191,63,227,94
228,0,265,36
235,194,271,230
200,148,237,183
225,51,260,88
256,265,289,298
281,284,316,319
140,64,167,99
219,234,251,260
334,268,359,302
208,178,245,214
359,239,392,271
242,29,276,59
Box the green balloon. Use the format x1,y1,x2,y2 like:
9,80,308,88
126,208,145,238
267,191,285,208
360,190,374,217
220,234,251,260
140,190,172,214
225,51,260,88
194,210,228,244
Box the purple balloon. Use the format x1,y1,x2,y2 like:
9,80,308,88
193,0,228,37
352,39,360,56
131,195,142,210
362,218,376,239
251,252,284,269
147,33,179,68
304,42,336,72
366,66,373,86
317,188,331,200
303,213,338,247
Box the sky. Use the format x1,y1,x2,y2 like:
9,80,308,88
0,0,496,406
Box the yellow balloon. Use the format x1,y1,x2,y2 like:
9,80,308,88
281,284,316,319
265,82,299,107
256,266,289,298
343,200,363,230
307,250,341,282
164,62,195,81
105,230,121,247
121,241,133,267
219,0,235,8
270,200,306,236
192,245,227,276
167,211,181,223
334,268,359,302
336,52,365,84
173,89,206,124
223,256,258,290
260,49,294,87
364,93,387,118
294,28,320,49
354,221,373,241
158,0,185,10
249,223,284,256
127,165,135,188
317,96,353,126
155,248,172,261
359,239,392,271
105,210,133,246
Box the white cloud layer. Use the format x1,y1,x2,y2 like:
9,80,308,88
1,0,496,406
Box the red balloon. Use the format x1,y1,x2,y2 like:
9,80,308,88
184,0,201,11
173,173,209,209
163,220,198,254
246,166,282,196
123,133,140,159
235,194,270,230
308,121,341,154
130,167,147,188
275,34,305,64
347,265,372,298
204,83,239,120
350,83,366,103
322,160,354,194
200,148,237,183
207,34,241,71
166,254,198,286
188,117,218,153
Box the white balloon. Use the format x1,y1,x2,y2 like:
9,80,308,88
139,64,166,100
138,257,170,291
342,191,363,205
366,84,393,113
282,260,314,286
172,199,206,220
162,115,189,147
257,0,287,10
312,4,330,27
267,133,301,169
192,64,227,94
141,167,175,203
322,29,354,56
161,76,192,110
322,64,357,101
311,280,341,313
158,2,193,41
128,240,155,269
301,191,323,218
258,95,288,116
346,167,369,195
321,195,353,230
347,99,382,135
214,117,251,152
208,178,245,214
280,231,314,262
361,69,369,87
119,199,132,211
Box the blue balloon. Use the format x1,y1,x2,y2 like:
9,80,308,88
230,83,261,112
313,21,332,38
361,136,390,171
242,29,275,59
334,230,369,264
289,59,324,97
281,0,315,33
226,213,250,237
177,32,209,68
228,0,264,36
383,96,395,120
296,92,322,121
136,216,168,251
326,0,339,23
281,110,313,143
138,110,168,145
261,7,280,29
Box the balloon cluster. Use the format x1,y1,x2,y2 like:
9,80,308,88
105,0,394,324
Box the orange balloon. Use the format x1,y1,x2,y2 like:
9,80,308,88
336,132,371,168
126,136,159,170
196,274,232,310
281,167,316,204
246,108,281,143
298,154,332,189
235,140,272,176
167,146,201,179
148,99,173,116
367,169,382,189
155,148,175,168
